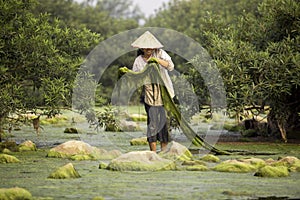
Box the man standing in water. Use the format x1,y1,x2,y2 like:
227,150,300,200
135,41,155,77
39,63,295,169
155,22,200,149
131,31,175,152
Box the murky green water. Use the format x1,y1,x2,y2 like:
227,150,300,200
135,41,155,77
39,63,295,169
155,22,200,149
1,149,300,200
1,111,300,199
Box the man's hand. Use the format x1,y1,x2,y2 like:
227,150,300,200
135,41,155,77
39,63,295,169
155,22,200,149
147,57,170,69
118,66,130,79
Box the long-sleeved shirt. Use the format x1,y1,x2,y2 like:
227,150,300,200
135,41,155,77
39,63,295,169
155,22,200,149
132,49,175,106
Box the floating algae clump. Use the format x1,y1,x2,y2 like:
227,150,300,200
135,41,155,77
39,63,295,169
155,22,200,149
70,154,94,161
64,127,78,134
2,148,11,154
107,151,176,171
200,154,220,163
238,157,266,169
178,159,208,171
289,161,300,172
0,187,32,200
159,141,193,162
184,165,209,171
212,160,256,173
270,156,300,172
182,160,207,166
47,140,98,158
272,156,299,167
48,163,81,179
40,115,68,126
92,197,105,200
0,154,20,163
47,140,121,160
99,161,108,169
130,137,148,146
18,140,37,152
254,166,289,177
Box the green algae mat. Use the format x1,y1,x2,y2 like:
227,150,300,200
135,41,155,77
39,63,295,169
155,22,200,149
0,145,300,199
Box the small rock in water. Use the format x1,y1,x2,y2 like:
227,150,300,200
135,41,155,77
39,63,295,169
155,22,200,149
63,127,78,134
48,163,81,179
159,141,193,161
107,151,176,171
0,187,32,199
47,140,121,160
19,140,37,151
200,154,220,163
0,154,20,163
212,159,257,173
130,137,148,146
254,165,289,177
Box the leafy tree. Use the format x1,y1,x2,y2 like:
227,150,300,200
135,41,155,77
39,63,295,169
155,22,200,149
145,0,263,109
32,0,143,106
147,0,262,47
0,0,101,139
208,0,300,141
146,0,300,141
33,0,142,38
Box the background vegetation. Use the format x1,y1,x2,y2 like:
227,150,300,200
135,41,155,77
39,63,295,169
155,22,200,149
0,0,299,141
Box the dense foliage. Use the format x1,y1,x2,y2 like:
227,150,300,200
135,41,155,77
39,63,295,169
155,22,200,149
0,0,141,136
32,0,142,38
0,0,99,123
33,0,142,105
146,0,300,140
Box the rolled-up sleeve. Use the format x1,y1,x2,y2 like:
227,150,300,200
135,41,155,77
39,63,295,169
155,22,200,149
159,50,174,71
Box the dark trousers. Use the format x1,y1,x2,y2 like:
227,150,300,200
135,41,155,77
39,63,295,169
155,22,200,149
144,103,169,143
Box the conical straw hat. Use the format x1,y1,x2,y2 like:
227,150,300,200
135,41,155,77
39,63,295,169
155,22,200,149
131,31,164,49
